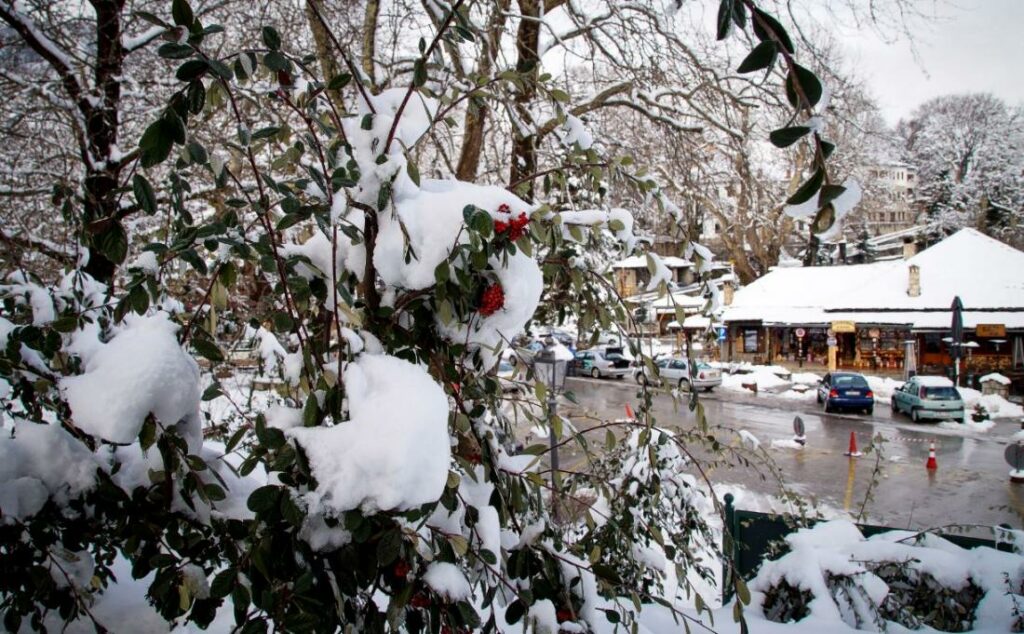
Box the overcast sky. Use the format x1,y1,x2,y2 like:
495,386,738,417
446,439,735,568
839,0,1024,124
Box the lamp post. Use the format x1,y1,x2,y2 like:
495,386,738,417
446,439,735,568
532,339,569,520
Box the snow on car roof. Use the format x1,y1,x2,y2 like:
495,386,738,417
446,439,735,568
914,375,955,387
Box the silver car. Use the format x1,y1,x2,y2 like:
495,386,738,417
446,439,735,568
633,357,722,392
574,346,631,379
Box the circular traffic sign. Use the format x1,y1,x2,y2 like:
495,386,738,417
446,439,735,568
795,328,806,338
793,416,805,437
1005,444,1024,470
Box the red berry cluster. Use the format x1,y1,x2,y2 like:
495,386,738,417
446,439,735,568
479,283,505,317
393,560,411,578
494,203,529,241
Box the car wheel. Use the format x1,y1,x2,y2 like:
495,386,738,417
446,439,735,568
635,373,647,386
591,367,601,379
890,397,898,413
866,407,874,416
704,387,714,393
817,392,823,404
824,401,833,413
678,378,691,392
911,407,921,423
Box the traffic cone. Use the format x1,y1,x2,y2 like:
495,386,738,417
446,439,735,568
844,431,862,457
926,441,938,470
625,404,636,420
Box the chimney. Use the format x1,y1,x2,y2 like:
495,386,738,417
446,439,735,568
723,283,735,306
907,264,921,297
902,238,917,260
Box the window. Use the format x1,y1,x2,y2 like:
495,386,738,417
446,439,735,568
743,329,759,353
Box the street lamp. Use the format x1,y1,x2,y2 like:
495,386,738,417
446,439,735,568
532,339,570,519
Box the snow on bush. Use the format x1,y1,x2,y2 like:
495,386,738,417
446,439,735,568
61,312,201,445
288,354,450,514
751,519,1024,632
0,421,101,521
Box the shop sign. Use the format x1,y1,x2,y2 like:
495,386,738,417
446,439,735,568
869,328,881,339
827,336,838,347
831,320,856,333
795,328,806,338
976,324,1006,337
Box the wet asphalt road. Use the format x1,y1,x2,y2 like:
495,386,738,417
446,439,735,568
548,376,1024,532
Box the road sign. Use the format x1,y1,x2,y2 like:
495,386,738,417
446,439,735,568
1005,444,1024,471
795,328,806,338
717,327,727,342
792,416,805,437
827,336,838,347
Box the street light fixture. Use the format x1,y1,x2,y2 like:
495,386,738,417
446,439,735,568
532,338,570,519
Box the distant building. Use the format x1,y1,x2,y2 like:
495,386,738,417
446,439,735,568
720,228,1024,390
854,162,921,236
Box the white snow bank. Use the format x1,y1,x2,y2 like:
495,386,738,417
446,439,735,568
721,369,790,392
0,421,101,520
61,313,201,445
289,354,450,514
959,386,1024,419
865,375,904,401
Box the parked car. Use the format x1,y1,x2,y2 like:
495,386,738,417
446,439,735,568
633,357,722,392
891,375,965,423
496,359,521,392
817,372,874,415
574,346,630,379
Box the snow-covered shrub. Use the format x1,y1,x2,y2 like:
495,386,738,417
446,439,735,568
972,403,990,422
0,0,843,630
751,520,1024,632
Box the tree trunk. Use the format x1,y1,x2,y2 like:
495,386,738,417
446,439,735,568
304,1,346,111
508,0,541,200
82,0,126,285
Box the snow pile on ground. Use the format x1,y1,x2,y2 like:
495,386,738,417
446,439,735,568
721,367,791,392
789,372,821,385
864,375,904,401
288,354,450,515
60,313,201,445
959,386,1024,419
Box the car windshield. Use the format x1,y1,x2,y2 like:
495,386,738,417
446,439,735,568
696,362,713,370
834,375,868,388
922,386,959,400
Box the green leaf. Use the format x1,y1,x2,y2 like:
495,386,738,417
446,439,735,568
139,120,174,167
272,311,293,332
210,568,236,599
261,26,281,51
406,160,420,186
752,8,794,53
591,562,623,585
786,63,823,109
736,578,752,605
193,338,224,363
157,43,193,59
818,184,846,206
820,140,836,159
737,40,777,74
768,126,810,148
132,174,157,214
716,0,734,40
171,0,194,27
302,395,319,427
263,51,290,72
549,88,570,103
139,417,157,451
246,485,280,514
786,168,825,206
413,59,427,87
51,316,78,333
327,73,352,90
176,59,209,81
251,126,281,140
95,223,128,264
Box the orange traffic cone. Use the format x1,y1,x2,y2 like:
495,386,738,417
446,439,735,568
926,441,938,470
844,431,862,457
625,404,636,420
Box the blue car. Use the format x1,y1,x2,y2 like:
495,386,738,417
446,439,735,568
817,372,874,415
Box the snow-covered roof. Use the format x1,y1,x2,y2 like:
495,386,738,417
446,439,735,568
611,255,692,269
723,229,1024,329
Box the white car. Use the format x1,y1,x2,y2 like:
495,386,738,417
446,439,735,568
633,357,722,392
